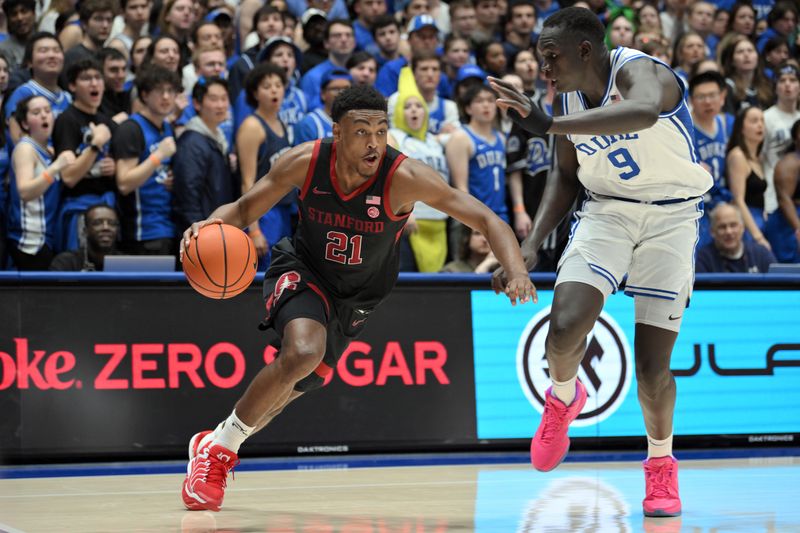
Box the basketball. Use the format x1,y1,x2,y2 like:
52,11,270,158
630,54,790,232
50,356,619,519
182,223,258,299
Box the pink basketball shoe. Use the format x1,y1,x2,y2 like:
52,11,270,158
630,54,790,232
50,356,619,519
643,456,682,517
530,380,588,471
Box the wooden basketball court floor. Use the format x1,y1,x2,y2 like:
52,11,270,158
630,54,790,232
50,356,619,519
1,452,798,532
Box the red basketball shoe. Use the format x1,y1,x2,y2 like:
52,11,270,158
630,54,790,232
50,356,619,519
182,433,238,512
642,456,682,517
188,430,214,460
182,430,215,510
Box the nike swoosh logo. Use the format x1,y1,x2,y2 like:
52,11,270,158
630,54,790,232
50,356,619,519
312,187,331,195
668,314,682,321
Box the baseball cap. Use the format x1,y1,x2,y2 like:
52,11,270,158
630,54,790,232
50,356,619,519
456,64,487,83
301,8,328,26
322,68,353,88
205,8,232,24
406,14,438,35
257,36,300,63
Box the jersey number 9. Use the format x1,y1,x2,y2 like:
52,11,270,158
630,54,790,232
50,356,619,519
608,148,641,180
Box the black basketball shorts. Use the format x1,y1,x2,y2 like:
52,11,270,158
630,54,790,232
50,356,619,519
260,267,369,392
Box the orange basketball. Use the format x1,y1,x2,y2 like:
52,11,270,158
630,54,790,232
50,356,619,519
183,224,258,299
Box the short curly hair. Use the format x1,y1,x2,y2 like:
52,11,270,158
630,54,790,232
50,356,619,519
331,85,387,123
245,62,286,109
135,64,182,102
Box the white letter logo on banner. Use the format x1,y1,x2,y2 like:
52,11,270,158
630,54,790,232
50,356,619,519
516,307,633,427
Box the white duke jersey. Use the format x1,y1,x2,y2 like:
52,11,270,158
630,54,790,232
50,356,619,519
563,47,712,202
390,129,450,220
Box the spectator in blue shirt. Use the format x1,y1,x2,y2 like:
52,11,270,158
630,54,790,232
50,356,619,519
757,2,798,53
502,0,537,62
227,5,285,100
286,0,349,21
532,0,559,36
375,15,449,98
294,68,351,145
6,32,72,143
233,36,307,133
111,65,181,255
350,0,386,54
370,14,401,68
300,19,355,111
696,203,776,273
346,51,378,86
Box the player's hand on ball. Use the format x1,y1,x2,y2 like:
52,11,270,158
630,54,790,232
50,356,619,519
180,218,223,263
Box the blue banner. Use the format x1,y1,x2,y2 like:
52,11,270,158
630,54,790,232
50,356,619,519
472,290,800,439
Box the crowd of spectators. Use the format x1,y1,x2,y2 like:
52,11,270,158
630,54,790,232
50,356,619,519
0,0,797,273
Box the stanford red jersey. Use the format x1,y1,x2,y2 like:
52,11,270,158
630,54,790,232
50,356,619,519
291,138,409,307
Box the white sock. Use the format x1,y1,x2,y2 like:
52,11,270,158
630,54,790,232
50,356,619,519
551,375,577,405
212,410,255,454
647,433,673,459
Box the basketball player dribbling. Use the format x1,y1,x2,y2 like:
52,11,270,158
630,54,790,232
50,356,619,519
178,85,535,512
488,7,713,518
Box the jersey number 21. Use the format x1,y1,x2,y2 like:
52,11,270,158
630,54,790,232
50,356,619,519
325,231,363,265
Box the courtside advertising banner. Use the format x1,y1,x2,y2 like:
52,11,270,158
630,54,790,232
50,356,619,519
0,283,476,460
472,289,800,440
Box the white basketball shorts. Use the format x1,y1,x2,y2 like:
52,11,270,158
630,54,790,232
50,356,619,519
555,195,703,332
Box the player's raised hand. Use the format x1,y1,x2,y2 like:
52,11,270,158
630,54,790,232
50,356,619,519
488,76,532,117
488,76,553,136
180,218,223,262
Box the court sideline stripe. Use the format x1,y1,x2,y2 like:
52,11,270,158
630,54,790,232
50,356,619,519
2,447,798,480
